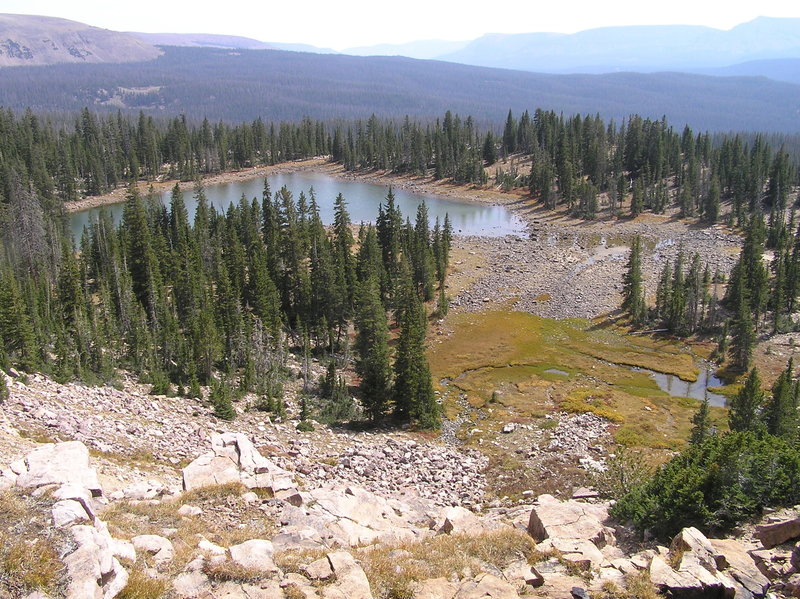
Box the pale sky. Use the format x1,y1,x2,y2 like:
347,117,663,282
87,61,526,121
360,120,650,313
2,0,799,50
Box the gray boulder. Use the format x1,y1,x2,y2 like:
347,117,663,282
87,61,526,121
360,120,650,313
182,432,294,492
15,441,102,496
755,517,800,549
527,494,615,548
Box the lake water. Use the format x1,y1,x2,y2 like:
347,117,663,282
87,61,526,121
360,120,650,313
69,171,527,241
649,367,727,408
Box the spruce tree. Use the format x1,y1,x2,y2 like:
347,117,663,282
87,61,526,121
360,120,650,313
210,377,235,421
728,367,764,433
689,397,711,445
354,278,392,422
0,371,8,403
765,359,797,437
393,269,439,429
730,292,756,372
622,235,647,325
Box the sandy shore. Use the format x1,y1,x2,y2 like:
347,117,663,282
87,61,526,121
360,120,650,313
63,157,535,215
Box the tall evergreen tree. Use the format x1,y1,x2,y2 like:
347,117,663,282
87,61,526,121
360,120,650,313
765,358,797,437
354,277,392,422
393,266,439,428
729,367,764,433
622,236,647,325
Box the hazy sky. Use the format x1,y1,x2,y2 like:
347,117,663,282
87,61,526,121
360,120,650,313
3,0,799,50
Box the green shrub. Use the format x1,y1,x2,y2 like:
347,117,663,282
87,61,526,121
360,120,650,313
210,378,235,421
612,431,800,540
0,373,8,403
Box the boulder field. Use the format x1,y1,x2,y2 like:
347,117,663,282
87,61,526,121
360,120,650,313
2,434,799,599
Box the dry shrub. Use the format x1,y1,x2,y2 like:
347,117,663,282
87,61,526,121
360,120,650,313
181,482,247,503
202,560,267,583
0,489,68,596
597,572,660,599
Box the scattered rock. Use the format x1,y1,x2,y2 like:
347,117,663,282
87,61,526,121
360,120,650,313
177,504,203,517
183,432,293,492
755,517,800,549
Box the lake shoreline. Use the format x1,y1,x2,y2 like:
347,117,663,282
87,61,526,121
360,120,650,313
63,157,530,216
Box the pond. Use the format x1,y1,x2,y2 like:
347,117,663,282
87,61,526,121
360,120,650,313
69,171,527,241
646,366,728,407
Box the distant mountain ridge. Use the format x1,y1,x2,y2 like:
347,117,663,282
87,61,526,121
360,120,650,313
131,32,336,54
343,39,468,59
437,17,800,73
0,14,161,67
1,46,799,133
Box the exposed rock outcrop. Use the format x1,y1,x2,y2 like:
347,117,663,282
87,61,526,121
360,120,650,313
182,432,294,493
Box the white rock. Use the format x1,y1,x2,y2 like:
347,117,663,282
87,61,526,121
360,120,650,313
16,441,102,496
178,504,203,517
228,539,277,573
132,535,174,564
52,499,90,528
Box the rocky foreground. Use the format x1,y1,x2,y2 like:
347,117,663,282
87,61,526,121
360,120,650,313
1,369,800,598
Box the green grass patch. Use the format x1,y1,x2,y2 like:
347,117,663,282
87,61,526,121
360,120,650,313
430,310,721,452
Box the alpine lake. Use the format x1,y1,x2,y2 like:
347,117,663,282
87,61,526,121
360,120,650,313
69,170,527,241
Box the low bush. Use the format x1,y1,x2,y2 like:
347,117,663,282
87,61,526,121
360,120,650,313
612,431,800,539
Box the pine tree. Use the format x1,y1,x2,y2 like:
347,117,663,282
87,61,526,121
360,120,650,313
728,367,764,433
729,292,756,372
0,373,7,404
210,377,235,420
354,277,392,422
393,268,439,428
689,397,711,445
765,358,797,437
622,236,647,325
0,269,38,371
704,177,720,224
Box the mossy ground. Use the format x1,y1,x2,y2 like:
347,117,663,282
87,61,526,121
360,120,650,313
429,310,728,452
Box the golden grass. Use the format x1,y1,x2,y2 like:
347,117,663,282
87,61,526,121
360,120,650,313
356,529,540,599
429,310,726,452
596,572,660,599
116,567,169,599
0,489,66,595
202,560,267,583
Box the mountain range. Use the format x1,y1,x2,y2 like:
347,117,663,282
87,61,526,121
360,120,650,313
0,14,799,133
0,14,160,67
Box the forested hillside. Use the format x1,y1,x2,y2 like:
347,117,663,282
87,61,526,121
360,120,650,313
1,105,799,430
1,46,800,131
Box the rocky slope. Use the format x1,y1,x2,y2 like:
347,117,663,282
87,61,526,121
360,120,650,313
0,14,161,67
1,420,798,598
